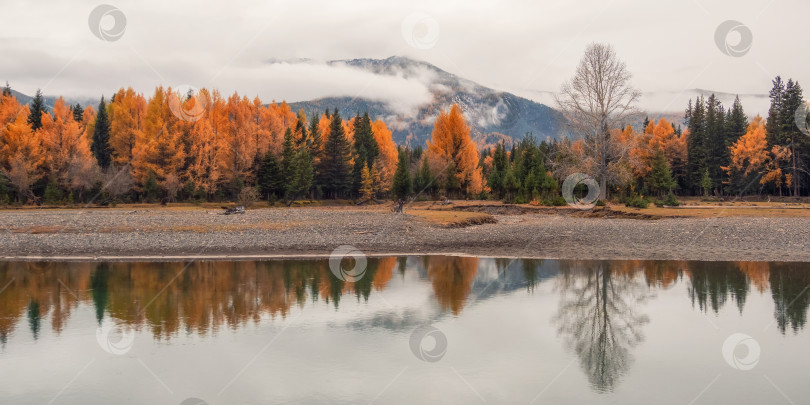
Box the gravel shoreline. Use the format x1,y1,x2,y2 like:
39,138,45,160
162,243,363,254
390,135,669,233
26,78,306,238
1,207,809,262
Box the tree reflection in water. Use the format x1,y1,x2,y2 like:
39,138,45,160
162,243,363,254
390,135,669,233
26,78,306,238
769,263,810,334
0,259,807,353
427,256,479,315
553,262,651,392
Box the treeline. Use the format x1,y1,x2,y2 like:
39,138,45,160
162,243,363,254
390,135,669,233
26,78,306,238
0,84,402,205
385,76,810,206
685,77,809,197
470,75,809,204
0,75,808,207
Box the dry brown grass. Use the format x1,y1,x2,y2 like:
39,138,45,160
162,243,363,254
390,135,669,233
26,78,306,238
610,204,810,218
407,209,497,227
416,198,810,219
3,198,810,224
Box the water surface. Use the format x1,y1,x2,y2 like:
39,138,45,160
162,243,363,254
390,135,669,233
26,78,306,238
0,258,808,404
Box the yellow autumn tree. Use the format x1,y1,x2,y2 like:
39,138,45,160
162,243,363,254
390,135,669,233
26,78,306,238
109,87,147,166
616,125,651,179
759,144,792,196
649,118,687,175
371,119,397,193
131,87,186,190
359,165,374,201
38,98,97,191
0,95,44,200
467,166,486,196
187,90,221,196
218,93,256,185
80,105,96,144
250,97,272,157
725,116,768,177
426,104,478,196
260,101,296,155
722,115,790,195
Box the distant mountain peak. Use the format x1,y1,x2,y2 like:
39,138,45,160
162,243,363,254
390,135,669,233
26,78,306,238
291,56,563,146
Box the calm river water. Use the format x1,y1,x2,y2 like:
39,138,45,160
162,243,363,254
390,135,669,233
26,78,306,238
0,257,807,404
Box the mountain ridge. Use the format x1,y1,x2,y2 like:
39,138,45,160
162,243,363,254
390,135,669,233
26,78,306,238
289,56,565,146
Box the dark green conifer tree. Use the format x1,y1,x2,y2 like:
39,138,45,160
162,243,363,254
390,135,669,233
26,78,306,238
413,156,433,197
351,112,378,195
28,89,47,131
318,110,353,198
91,97,112,168
257,151,283,200
648,150,677,197
281,128,296,196
72,103,84,122
392,149,412,200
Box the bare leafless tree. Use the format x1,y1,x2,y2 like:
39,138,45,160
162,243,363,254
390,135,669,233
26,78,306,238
66,155,101,201
237,186,259,208
163,173,181,202
555,43,641,199
5,156,35,203
102,165,134,200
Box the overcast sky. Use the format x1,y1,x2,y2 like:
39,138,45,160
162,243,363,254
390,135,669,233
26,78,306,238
1,0,807,115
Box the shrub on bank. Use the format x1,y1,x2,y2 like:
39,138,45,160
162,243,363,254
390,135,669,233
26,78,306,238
625,194,649,209
540,196,567,206
664,192,680,207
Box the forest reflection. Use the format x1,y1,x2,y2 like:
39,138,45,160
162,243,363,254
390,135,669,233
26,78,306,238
554,262,651,392
0,258,808,347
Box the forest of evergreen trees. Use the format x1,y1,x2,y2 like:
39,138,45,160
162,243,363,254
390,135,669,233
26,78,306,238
0,75,808,208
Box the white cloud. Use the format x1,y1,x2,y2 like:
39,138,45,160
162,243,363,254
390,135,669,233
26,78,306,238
0,0,806,118
219,60,435,115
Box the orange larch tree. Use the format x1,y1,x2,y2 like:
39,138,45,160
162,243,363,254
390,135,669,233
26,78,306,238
371,119,397,193
131,87,186,190
38,98,97,191
250,97,272,158
650,118,687,179
725,116,768,177
725,115,764,194
260,101,296,156
426,104,479,195
109,88,147,167
80,105,96,144
218,93,256,186
0,95,45,200
618,125,652,180
188,117,221,195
